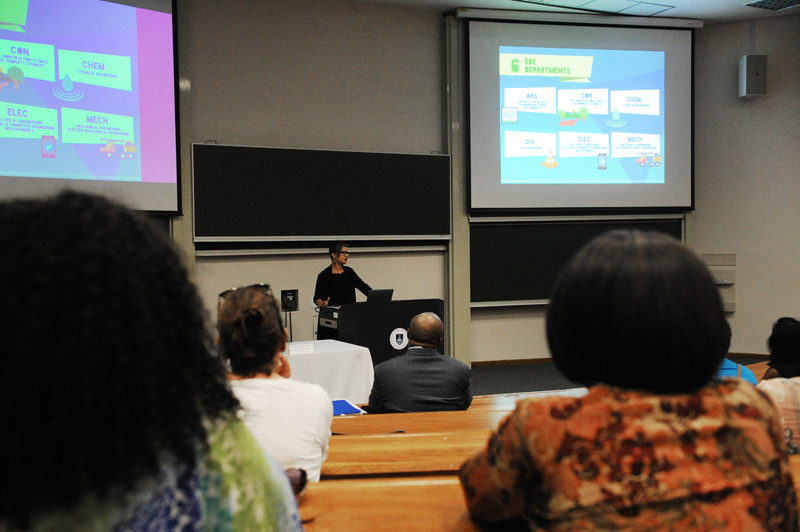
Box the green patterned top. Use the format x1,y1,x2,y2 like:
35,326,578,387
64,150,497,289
13,416,303,532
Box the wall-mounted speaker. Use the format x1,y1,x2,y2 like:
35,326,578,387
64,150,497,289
739,55,768,98
281,289,299,312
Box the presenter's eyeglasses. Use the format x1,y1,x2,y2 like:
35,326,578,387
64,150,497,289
218,283,271,304
338,251,350,255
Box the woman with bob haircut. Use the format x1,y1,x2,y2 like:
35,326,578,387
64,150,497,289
0,192,302,532
460,230,798,531
762,317,800,380
218,284,333,483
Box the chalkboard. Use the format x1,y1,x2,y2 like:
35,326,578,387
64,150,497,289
470,219,682,304
192,144,450,241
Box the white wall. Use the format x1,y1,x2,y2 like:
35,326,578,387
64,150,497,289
690,15,800,355
471,306,551,361
179,0,443,152
176,0,800,363
175,0,449,343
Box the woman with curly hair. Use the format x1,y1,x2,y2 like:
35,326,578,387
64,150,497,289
460,230,798,531
0,191,303,532
218,285,333,483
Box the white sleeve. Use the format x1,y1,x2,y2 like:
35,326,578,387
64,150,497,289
313,385,334,462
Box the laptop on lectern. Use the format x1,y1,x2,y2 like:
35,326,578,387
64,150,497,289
367,289,393,302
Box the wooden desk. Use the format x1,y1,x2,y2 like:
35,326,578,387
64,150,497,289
300,476,478,532
313,422,800,530
789,454,800,504
467,388,588,412
332,409,510,436
325,390,587,478
322,430,489,478
465,394,521,412
306,459,800,532
747,360,770,382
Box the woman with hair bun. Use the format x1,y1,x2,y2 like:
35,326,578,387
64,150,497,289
460,230,798,531
0,191,302,532
218,285,333,483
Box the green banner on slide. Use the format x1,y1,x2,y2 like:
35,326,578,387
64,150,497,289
0,102,58,139
0,38,56,82
500,54,593,81
61,107,135,144
58,49,132,91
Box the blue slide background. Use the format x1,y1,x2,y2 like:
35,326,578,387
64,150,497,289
499,46,665,185
0,0,142,182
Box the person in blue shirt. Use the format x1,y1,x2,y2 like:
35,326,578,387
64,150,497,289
715,321,758,385
717,357,758,385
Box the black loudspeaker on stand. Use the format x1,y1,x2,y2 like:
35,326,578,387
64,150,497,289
281,289,299,342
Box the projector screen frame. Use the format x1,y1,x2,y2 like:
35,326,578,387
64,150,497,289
465,15,695,216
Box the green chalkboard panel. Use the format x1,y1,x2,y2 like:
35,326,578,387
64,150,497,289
470,219,682,303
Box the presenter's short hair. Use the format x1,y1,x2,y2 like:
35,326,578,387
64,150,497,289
329,241,348,256
546,229,728,394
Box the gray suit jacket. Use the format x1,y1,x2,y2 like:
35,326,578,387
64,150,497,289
367,346,472,414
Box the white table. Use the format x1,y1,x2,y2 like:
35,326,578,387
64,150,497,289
288,340,374,404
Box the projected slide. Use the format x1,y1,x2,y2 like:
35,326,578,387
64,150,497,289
0,0,175,187
469,21,692,211
499,46,665,186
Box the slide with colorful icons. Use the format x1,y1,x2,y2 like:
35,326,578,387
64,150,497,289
0,0,142,181
499,46,665,185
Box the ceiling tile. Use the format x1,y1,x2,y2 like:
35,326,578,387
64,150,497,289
581,0,646,13
620,2,677,16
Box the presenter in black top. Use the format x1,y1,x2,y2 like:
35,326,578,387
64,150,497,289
314,242,372,339
314,242,372,307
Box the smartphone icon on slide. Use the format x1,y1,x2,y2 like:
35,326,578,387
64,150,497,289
41,135,56,158
598,153,607,170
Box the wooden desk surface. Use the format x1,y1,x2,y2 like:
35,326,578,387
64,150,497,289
335,392,566,437
322,430,489,478
306,459,800,532
747,360,770,382
332,409,510,436
789,454,800,504
466,388,588,412
325,390,587,478
300,476,478,532
465,394,522,412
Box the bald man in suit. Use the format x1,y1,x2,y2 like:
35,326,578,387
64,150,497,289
367,312,472,414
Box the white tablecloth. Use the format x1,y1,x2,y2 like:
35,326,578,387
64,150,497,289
287,340,374,404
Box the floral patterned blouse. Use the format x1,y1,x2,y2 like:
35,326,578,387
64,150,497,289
460,381,798,531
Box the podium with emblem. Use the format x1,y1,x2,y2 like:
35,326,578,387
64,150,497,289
336,298,445,366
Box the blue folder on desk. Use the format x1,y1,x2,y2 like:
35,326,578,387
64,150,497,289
333,399,366,416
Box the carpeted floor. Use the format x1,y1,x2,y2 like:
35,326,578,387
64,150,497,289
470,356,767,396
470,362,579,396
